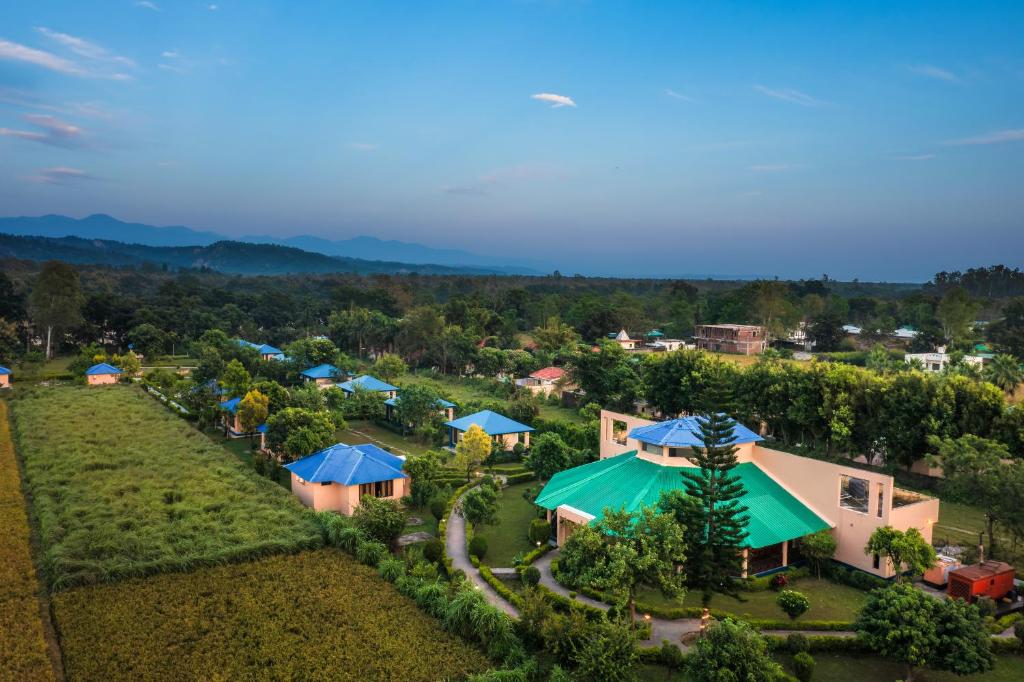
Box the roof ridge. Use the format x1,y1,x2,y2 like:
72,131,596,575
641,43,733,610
538,452,638,505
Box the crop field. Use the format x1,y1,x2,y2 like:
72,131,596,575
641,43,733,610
0,401,56,681
9,385,322,589
53,549,490,681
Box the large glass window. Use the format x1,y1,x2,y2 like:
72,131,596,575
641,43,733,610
642,442,663,455
840,475,870,513
668,447,690,458
359,480,394,498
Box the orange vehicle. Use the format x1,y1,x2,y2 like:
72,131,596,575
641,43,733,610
947,561,1017,602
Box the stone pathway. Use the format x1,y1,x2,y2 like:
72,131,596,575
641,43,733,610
444,489,519,617
397,531,433,547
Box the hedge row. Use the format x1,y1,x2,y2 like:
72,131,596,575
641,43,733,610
479,565,525,610
10,385,323,589
0,401,56,681
53,550,490,681
764,634,869,653
503,471,537,485
438,480,482,576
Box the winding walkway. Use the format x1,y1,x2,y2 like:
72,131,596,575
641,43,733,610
444,489,519,617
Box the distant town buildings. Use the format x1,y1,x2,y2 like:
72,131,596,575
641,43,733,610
905,346,986,373
694,324,767,355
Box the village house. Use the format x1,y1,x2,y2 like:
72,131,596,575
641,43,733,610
217,396,264,438
693,324,767,355
608,329,641,350
445,409,534,450
238,339,285,361
515,366,572,397
535,410,939,578
300,363,344,388
85,363,122,386
905,346,986,373
337,374,399,399
0,366,10,389
283,442,408,514
384,395,456,424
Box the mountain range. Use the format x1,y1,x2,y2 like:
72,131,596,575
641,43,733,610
0,214,542,275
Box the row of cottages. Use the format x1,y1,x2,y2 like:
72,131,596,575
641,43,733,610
608,330,693,354
238,339,286,361
693,324,767,355
0,365,10,388
283,442,408,514
445,409,534,449
86,363,123,385
535,410,939,579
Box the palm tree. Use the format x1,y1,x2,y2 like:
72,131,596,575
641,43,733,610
985,354,1023,395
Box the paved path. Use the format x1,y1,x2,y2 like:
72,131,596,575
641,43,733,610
445,489,519,617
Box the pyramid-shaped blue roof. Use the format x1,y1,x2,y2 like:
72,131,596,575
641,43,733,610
238,339,283,356
338,375,398,393
300,363,341,380
445,409,534,435
0,366,10,375
629,415,762,448
284,442,407,486
86,362,122,376
384,396,456,409
218,397,241,413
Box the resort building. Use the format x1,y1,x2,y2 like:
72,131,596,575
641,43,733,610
536,410,939,578
609,329,641,350
283,442,408,514
515,366,572,397
238,339,286,361
337,374,399,399
300,363,344,388
445,409,534,450
217,397,261,438
85,363,122,385
693,324,767,355
905,346,985,373
0,366,10,389
384,395,456,424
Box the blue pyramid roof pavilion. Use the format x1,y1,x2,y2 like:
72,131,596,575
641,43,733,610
338,375,398,394
85,362,122,376
445,409,534,436
629,415,762,448
300,363,341,380
284,443,406,486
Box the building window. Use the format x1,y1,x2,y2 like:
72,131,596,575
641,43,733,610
872,554,880,570
359,480,394,498
612,420,628,445
642,442,663,456
668,447,689,458
877,484,884,518
839,475,870,513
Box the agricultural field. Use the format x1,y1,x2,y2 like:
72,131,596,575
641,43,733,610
53,549,491,681
0,401,56,681
9,385,322,589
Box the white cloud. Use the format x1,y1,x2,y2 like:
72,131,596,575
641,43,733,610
348,142,377,151
0,38,86,76
0,113,85,147
942,129,1024,146
207,4,219,10
892,154,936,161
135,1,160,11
162,50,180,58
37,27,136,67
29,166,95,184
531,93,577,108
665,88,693,102
752,85,828,107
908,64,959,82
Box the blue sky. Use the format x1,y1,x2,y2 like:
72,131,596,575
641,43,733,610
1,1,1022,280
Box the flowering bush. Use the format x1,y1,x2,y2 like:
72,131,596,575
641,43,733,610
769,573,789,591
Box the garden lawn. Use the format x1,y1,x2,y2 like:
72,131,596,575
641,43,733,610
53,549,490,682
205,430,291,489
10,385,322,589
0,401,56,681
402,372,585,424
336,419,436,457
474,482,544,567
634,578,867,622
775,653,1024,682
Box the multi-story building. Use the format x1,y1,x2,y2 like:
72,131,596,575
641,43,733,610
694,324,767,355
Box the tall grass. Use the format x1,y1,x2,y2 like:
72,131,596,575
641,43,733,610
10,385,322,589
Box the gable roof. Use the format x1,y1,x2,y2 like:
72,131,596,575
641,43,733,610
629,416,763,448
445,409,534,435
530,366,565,381
384,396,456,409
535,451,829,550
0,366,10,375
300,363,341,380
338,375,398,393
86,362,122,376
284,442,407,486
218,397,241,413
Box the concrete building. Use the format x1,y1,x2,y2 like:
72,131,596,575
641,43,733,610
300,363,344,388
445,409,534,450
536,410,939,578
609,329,641,350
0,366,10,389
284,442,408,514
85,362,122,386
905,346,985,373
515,366,572,397
694,324,767,355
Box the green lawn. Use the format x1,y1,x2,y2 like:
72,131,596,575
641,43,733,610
205,430,291,489
336,419,437,457
474,482,545,567
401,372,585,424
632,578,868,622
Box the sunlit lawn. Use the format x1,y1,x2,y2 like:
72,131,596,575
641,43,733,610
336,419,437,457
474,482,544,567
401,373,585,424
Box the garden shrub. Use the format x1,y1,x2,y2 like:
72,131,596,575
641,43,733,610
423,538,444,564
975,595,996,618
787,632,809,654
528,519,552,545
52,551,490,681
1015,620,1024,649
356,540,388,566
10,385,322,589
353,495,407,546
469,536,489,560
0,402,56,681
378,557,406,582
659,639,686,670
504,471,536,485
793,652,815,682
430,496,447,521
777,590,810,620
770,573,789,590
522,565,541,587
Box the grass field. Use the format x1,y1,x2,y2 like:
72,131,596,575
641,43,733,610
9,385,322,589
0,401,57,681
474,482,544,567
206,430,291,489
336,419,438,457
53,549,490,681
631,578,868,622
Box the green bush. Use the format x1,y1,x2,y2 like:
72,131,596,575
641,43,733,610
528,519,552,545
378,557,405,582
469,536,489,560
787,633,809,654
504,471,536,485
1015,620,1024,648
659,640,686,670
777,590,810,620
430,496,447,521
521,565,541,587
423,539,444,564
356,540,388,566
976,595,997,618
793,652,815,682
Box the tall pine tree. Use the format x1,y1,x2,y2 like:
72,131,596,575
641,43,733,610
679,368,749,604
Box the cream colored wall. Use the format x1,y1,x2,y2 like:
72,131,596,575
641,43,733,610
290,473,408,515
752,446,938,577
555,505,595,545
0,375,9,388
599,410,654,459
87,373,118,385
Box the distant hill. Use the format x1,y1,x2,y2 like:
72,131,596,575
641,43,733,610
0,214,542,274
0,233,513,276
